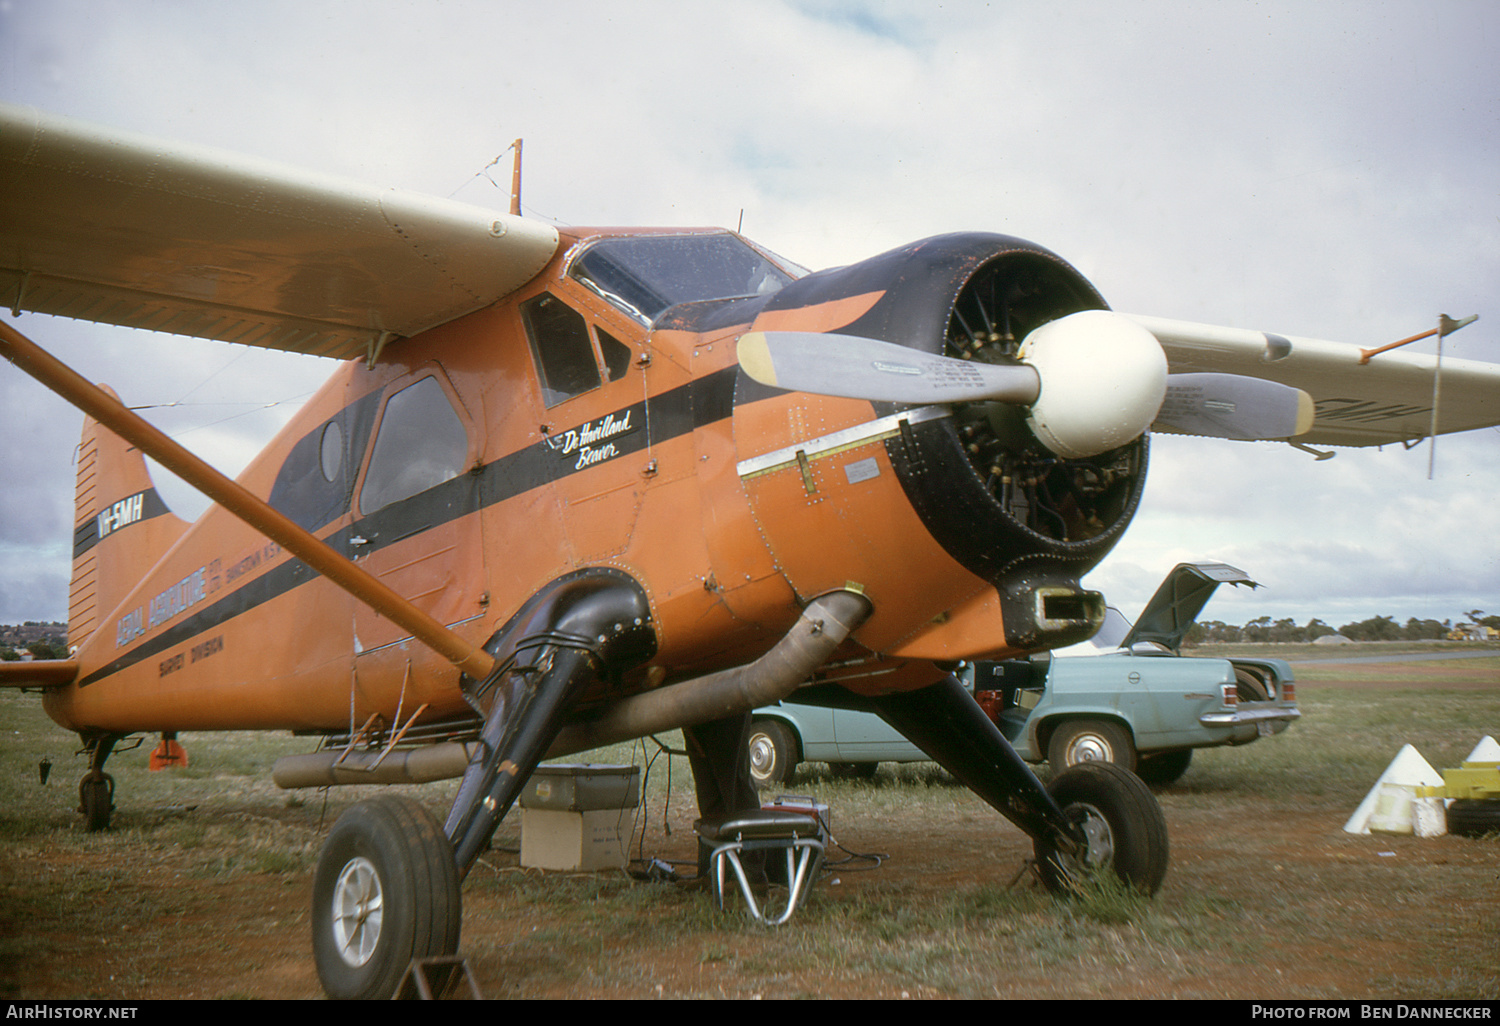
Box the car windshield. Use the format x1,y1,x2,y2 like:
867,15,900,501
569,233,795,325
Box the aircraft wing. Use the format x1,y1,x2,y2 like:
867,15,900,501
1127,314,1500,447
0,103,559,362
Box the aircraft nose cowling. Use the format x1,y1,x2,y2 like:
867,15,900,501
1020,310,1169,459
738,231,1151,652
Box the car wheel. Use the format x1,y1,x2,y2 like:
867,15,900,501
1446,799,1500,839
1047,719,1136,773
1035,762,1170,895
1135,749,1192,787
747,720,798,788
312,796,461,1000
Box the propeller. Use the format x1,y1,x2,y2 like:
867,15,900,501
737,310,1312,459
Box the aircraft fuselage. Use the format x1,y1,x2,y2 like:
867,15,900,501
46,226,1142,739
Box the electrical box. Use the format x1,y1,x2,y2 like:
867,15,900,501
520,763,640,812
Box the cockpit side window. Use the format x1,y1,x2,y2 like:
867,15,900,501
522,292,603,407
358,377,469,516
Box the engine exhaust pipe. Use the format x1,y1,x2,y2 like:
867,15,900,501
272,590,873,789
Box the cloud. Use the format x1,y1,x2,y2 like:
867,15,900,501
1,0,1495,630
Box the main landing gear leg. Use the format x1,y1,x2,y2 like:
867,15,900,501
309,571,655,999
443,643,605,873
77,734,119,832
860,675,1169,895
684,713,763,877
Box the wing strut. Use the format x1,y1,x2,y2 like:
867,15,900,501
0,318,498,682
1426,315,1477,480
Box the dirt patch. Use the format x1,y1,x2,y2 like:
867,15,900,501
4,785,1496,1001
4,665,1495,1001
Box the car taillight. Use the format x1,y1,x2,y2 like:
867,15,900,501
1220,682,1238,707
1282,682,1296,704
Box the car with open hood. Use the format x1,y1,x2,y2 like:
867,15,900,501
749,562,1300,787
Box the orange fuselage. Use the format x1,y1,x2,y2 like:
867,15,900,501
46,228,1029,738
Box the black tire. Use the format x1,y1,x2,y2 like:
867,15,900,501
78,774,114,832
1034,761,1169,895
1234,666,1272,703
1135,749,1193,787
1047,719,1137,773
828,761,879,780
312,797,461,1000
747,720,798,788
1446,799,1500,839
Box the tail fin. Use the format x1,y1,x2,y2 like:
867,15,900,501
68,387,189,651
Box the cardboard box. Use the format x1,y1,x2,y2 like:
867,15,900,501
520,807,632,871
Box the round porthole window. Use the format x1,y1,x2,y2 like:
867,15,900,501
319,420,344,483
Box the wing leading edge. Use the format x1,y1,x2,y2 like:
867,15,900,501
0,103,560,361
1127,314,1499,448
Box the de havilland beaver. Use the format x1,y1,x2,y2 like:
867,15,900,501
2,102,1496,998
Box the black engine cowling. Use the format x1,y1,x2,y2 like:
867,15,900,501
753,232,1149,648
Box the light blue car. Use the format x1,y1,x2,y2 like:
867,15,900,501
749,562,1300,787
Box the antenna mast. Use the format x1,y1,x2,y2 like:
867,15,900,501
509,138,523,217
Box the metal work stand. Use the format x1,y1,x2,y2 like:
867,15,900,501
695,809,825,925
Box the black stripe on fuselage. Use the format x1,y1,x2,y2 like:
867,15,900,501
79,364,766,687
73,487,174,560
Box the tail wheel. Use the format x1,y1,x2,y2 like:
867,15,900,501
78,773,114,832
747,720,798,789
312,796,461,999
1034,762,1169,895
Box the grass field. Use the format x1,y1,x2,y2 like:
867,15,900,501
1,647,1496,999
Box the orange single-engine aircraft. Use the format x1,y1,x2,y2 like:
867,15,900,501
3,103,1497,998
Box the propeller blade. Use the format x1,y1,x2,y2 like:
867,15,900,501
739,311,1173,460
736,330,1041,405
1152,373,1314,440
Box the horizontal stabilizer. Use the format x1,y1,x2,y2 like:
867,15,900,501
0,660,79,688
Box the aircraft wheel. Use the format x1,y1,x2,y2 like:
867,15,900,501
1047,718,1136,773
748,720,797,788
78,773,114,832
1135,749,1193,787
1034,762,1169,895
312,796,461,1000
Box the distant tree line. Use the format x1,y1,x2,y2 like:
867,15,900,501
1185,610,1500,646
0,641,68,661
0,622,68,661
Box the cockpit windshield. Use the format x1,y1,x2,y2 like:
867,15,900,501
568,233,796,325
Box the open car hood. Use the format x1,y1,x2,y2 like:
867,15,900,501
1121,561,1259,652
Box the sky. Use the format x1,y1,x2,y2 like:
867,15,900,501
1,0,1497,632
